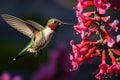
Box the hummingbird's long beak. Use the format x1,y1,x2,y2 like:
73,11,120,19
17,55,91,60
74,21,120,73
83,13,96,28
62,22,74,25
63,23,74,25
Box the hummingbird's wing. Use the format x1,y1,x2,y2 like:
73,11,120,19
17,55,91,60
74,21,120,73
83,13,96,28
26,20,44,31
1,14,43,39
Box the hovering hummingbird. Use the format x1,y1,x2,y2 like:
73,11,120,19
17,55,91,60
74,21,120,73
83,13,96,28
1,14,73,61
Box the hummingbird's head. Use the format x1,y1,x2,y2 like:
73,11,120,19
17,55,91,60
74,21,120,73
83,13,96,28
47,18,64,31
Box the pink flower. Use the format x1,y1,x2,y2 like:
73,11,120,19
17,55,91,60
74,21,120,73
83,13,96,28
75,0,94,17
0,72,22,80
74,15,94,40
75,0,84,17
70,41,89,71
70,40,78,58
116,35,120,43
69,54,79,71
70,40,101,71
70,40,90,57
109,19,119,33
108,20,120,45
95,51,109,80
108,64,120,76
101,26,115,47
12,76,22,80
74,23,87,39
95,64,109,80
93,0,111,14
0,72,11,80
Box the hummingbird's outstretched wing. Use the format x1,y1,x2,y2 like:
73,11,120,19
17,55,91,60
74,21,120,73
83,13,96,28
1,14,44,39
26,20,44,30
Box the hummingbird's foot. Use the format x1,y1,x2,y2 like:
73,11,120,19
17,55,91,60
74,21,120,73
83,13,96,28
34,50,42,56
27,48,37,53
34,53,38,56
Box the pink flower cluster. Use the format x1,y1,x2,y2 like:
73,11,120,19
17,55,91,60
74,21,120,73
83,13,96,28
70,0,120,80
0,72,22,80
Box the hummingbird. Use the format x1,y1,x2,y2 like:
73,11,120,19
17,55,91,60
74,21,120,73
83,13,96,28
1,14,73,61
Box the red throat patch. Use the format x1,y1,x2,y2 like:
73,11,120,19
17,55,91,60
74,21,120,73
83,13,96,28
48,24,60,31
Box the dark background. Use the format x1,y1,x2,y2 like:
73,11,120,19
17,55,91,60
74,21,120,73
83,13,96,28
0,0,78,80
0,0,120,80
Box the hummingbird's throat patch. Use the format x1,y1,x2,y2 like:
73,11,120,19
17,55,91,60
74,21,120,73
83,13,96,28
48,24,60,31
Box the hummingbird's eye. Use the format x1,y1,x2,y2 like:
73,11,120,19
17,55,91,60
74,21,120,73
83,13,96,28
54,21,57,24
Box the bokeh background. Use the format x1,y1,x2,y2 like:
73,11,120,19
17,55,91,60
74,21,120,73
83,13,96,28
0,0,120,80
0,0,77,80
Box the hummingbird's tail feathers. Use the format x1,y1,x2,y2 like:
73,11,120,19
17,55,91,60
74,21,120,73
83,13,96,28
12,40,34,61
12,50,28,61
